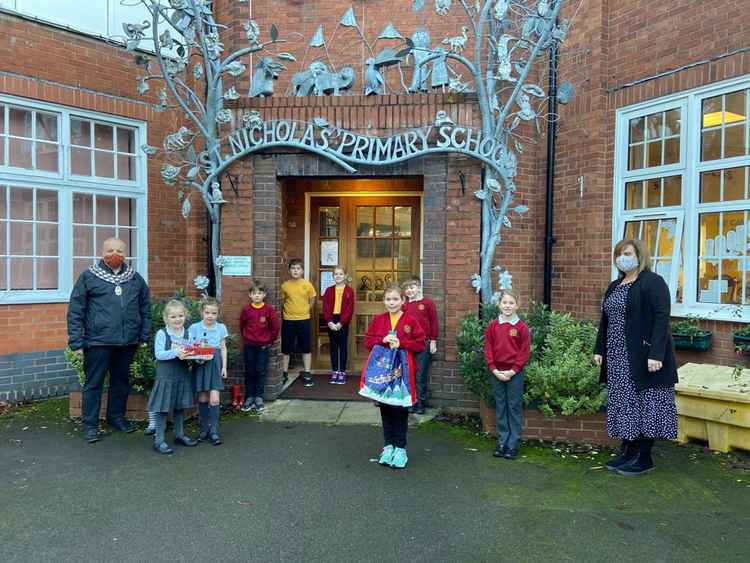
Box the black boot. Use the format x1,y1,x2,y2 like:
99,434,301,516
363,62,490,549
605,439,638,471
616,437,654,476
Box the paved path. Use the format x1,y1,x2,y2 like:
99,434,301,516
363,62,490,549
2,399,749,562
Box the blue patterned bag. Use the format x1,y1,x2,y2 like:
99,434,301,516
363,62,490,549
358,344,415,407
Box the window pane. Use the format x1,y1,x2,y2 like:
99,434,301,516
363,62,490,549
94,150,114,177
0,257,5,289
10,222,32,254
94,123,113,150
8,108,31,137
723,167,746,201
375,207,392,237
356,239,373,268
117,128,135,153
646,113,663,140
10,188,33,220
657,219,676,257
724,124,746,158
71,147,92,176
394,206,412,237
726,90,746,122
0,220,5,253
0,137,5,166
121,228,137,254
9,138,32,168
646,141,662,167
20,0,108,34
628,144,643,170
374,238,392,270
701,129,721,161
698,259,719,302
646,179,660,207
118,198,136,227
663,176,681,206
95,227,116,251
74,225,93,256
700,171,721,203
624,221,639,240
699,213,720,256
0,186,6,218
628,117,644,143
723,211,745,255
664,109,681,136
722,259,741,304
36,223,58,255
702,95,722,128
654,259,671,282
35,112,57,141
73,193,93,223
356,207,373,236
116,154,135,181
9,257,32,289
642,220,658,252
73,258,92,281
71,118,91,146
664,137,679,165
36,141,58,172
96,195,116,225
319,207,339,237
36,258,58,289
396,239,411,270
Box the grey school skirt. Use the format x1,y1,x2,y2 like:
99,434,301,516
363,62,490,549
148,361,194,413
193,349,224,392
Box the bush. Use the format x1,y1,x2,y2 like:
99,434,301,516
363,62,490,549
457,306,495,407
524,311,607,417
65,290,239,393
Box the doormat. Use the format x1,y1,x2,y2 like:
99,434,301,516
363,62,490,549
279,372,369,402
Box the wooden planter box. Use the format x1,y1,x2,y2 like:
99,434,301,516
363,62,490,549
676,363,750,453
479,400,616,446
673,332,712,351
68,391,197,422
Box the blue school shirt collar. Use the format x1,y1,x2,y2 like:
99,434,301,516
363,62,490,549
497,315,520,325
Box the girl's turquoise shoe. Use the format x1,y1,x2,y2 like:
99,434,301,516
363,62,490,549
390,447,408,469
378,445,394,466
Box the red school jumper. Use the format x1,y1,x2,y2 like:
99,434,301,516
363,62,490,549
483,319,531,374
239,303,281,346
403,297,439,343
362,312,426,406
321,284,355,325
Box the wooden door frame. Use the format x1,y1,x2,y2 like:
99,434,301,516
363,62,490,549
305,191,424,371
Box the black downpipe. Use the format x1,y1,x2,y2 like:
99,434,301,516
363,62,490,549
207,207,216,297
543,31,559,308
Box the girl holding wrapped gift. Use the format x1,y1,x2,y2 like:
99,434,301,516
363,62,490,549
362,283,425,469
188,298,228,446
148,299,197,455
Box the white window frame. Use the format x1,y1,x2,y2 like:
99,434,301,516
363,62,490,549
0,94,148,304
613,74,750,322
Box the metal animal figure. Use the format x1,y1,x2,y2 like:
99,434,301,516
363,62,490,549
408,28,432,93
249,57,283,97
364,58,385,95
442,26,469,53
314,67,355,96
291,61,328,96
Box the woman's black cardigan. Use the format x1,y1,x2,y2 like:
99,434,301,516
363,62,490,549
593,270,678,391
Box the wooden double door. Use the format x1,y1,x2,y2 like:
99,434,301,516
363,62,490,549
310,196,422,371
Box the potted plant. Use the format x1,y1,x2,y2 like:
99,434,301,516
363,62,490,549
732,325,750,355
671,316,712,351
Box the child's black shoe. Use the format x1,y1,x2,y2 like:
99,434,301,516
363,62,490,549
492,446,505,458
153,442,173,455
174,436,198,447
504,449,519,460
209,433,222,446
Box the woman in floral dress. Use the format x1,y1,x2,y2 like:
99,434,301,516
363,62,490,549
593,239,678,475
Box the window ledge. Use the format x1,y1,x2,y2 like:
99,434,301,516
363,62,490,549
671,304,750,324
0,291,70,305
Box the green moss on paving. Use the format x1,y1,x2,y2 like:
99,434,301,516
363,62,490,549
0,396,69,423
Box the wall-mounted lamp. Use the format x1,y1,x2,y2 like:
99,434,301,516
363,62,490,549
458,170,466,195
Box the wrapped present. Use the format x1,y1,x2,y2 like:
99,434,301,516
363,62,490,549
183,342,214,361
358,345,415,407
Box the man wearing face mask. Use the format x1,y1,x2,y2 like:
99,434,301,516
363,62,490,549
68,238,151,443
593,238,678,476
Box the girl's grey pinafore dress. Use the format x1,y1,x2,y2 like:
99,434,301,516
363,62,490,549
190,321,227,392
147,328,194,413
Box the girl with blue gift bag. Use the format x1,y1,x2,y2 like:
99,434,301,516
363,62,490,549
360,283,425,469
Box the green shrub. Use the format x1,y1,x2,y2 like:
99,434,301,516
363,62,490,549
671,315,710,338
457,308,495,407
524,311,607,417
65,289,239,393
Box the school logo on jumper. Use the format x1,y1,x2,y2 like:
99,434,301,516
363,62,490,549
418,304,425,310
509,328,518,337
259,316,266,323
404,325,412,333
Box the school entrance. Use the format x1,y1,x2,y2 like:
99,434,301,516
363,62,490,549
280,177,423,381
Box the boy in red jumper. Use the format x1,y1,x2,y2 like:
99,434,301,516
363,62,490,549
483,289,531,459
239,280,280,413
403,275,439,414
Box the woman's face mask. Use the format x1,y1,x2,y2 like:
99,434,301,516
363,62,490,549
616,254,639,273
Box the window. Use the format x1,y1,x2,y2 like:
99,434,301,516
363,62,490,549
615,77,750,319
0,94,146,303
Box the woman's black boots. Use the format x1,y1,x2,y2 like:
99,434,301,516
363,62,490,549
605,439,638,471
616,436,655,476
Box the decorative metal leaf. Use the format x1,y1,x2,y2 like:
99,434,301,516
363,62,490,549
309,25,325,47
176,44,185,57
224,87,240,100
470,273,482,293
137,77,149,95
313,117,329,128
270,24,279,42
494,0,509,20
224,61,247,77
339,7,359,29
513,204,529,214
502,216,512,228
159,30,173,49
513,139,524,153
486,178,501,192
413,0,425,13
435,0,452,16
186,145,197,164
193,62,203,80
557,81,575,104
186,165,199,179
277,52,296,62
522,84,545,98
377,23,403,41
126,39,140,52
181,197,191,219
140,144,158,156
537,0,550,17
474,189,488,200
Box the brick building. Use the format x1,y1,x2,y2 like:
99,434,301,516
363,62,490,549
0,1,748,406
